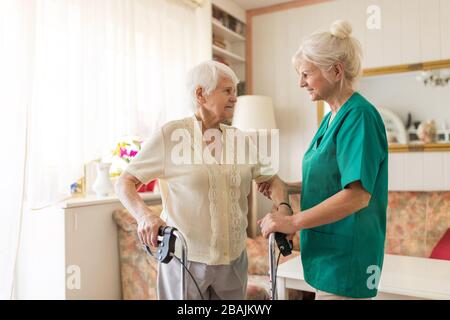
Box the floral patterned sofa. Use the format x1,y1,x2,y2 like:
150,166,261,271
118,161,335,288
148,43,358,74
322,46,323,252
384,191,450,257
113,205,161,300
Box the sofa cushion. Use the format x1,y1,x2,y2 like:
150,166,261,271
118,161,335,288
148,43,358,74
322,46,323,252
113,207,162,300
113,205,163,232
247,275,305,300
247,275,270,300
113,208,138,232
246,236,269,275
430,228,450,261
247,235,300,275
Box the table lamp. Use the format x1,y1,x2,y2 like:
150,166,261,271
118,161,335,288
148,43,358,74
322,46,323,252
232,95,277,131
232,95,277,237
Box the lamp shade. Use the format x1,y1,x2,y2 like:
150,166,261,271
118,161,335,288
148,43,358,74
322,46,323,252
232,95,277,130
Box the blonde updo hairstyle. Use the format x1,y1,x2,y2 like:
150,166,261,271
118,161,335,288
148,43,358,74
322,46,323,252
292,20,363,91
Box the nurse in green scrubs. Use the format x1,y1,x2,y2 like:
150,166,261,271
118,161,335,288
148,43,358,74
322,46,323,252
258,20,388,299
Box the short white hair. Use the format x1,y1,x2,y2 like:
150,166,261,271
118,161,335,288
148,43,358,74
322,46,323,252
186,60,239,111
292,20,363,90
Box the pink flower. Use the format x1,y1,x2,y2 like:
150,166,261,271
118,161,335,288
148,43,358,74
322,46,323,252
120,147,128,158
129,150,138,157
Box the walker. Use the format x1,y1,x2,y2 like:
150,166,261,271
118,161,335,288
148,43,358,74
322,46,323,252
142,226,188,300
268,232,293,300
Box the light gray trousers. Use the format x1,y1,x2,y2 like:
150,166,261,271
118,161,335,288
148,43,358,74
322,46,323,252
157,250,248,300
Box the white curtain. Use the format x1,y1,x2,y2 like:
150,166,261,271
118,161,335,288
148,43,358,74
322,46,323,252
0,0,204,299
0,0,33,299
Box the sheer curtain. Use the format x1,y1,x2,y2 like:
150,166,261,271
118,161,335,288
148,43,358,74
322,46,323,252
0,0,205,299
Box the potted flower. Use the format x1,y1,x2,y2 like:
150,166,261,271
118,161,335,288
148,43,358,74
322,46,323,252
110,137,156,192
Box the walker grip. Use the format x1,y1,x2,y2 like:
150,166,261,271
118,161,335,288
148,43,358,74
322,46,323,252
143,226,177,263
275,232,293,256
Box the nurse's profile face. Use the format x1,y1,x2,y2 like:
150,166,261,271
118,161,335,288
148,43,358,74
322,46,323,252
296,60,334,102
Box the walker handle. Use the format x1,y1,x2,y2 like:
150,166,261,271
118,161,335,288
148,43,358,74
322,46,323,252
274,232,293,257
142,226,177,263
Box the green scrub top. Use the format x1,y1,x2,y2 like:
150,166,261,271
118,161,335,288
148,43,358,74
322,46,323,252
300,92,388,298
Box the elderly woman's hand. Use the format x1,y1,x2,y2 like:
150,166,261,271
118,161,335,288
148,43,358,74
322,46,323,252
137,215,166,247
257,181,272,199
257,208,298,239
257,175,288,204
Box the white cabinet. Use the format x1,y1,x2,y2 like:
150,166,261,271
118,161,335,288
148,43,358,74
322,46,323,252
388,152,450,191
388,152,406,190
404,153,425,190
444,153,450,189
17,193,161,299
423,153,447,190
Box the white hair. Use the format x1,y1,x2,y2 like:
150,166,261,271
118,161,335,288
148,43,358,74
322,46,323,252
186,60,239,111
292,20,363,90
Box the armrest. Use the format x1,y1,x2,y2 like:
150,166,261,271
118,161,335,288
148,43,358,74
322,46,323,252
246,236,269,276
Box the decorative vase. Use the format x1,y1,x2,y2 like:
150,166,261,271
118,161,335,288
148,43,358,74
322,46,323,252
417,120,437,144
92,162,114,197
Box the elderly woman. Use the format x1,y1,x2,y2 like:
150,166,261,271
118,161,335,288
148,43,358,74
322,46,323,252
116,60,282,300
258,20,388,300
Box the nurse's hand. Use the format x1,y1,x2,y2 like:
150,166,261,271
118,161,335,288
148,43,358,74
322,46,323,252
257,210,297,239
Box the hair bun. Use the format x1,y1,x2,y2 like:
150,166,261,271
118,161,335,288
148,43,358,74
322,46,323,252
330,20,352,39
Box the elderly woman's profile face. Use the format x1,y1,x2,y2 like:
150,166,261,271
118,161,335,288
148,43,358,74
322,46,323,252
202,76,237,121
296,59,334,102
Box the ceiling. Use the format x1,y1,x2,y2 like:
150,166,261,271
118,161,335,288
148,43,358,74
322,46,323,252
232,0,295,10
